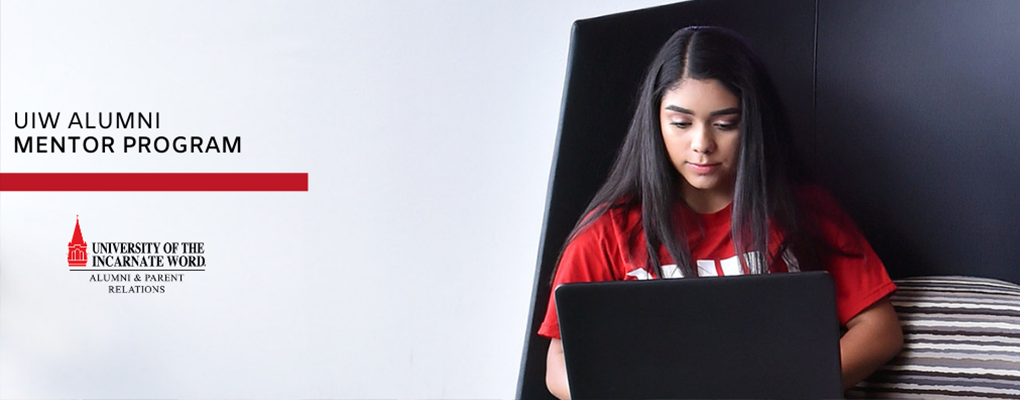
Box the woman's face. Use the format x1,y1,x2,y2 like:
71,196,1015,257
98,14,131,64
659,78,741,212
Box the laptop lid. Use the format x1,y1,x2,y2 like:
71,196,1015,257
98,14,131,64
555,271,843,399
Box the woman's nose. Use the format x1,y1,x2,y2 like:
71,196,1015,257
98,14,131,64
690,126,716,154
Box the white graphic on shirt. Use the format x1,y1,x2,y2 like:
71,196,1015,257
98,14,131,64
661,264,682,279
627,249,798,278
744,252,765,275
626,268,652,280
696,259,716,277
783,249,801,272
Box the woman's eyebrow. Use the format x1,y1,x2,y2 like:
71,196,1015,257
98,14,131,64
663,105,741,117
664,105,695,115
709,107,741,117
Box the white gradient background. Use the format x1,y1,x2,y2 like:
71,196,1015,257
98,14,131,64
0,1,676,398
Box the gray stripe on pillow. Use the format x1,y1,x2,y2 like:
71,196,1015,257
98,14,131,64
848,276,1020,399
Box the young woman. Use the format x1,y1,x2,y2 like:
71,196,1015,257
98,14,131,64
538,26,903,399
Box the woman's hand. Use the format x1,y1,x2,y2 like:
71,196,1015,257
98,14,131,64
546,338,571,400
839,298,903,390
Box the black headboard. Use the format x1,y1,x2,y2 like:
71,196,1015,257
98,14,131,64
518,0,1020,399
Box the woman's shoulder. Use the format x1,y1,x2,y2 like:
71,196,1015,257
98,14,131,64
795,185,838,207
577,200,643,238
561,200,648,280
795,185,851,222
793,185,867,250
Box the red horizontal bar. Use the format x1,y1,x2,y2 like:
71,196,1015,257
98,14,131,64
0,173,308,191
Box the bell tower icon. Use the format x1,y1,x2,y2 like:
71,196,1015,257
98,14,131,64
68,215,88,267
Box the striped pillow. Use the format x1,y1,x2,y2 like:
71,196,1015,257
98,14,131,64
847,276,1020,399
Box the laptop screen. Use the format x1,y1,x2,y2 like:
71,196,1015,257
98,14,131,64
555,271,843,399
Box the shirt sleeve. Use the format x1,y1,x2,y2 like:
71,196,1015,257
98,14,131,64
808,190,897,325
827,233,897,325
537,216,623,339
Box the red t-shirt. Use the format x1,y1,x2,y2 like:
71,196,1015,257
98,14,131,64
538,189,896,339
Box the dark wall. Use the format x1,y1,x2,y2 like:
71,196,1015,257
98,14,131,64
814,0,1020,281
518,0,1020,399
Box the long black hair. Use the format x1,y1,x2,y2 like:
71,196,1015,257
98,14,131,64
563,26,821,278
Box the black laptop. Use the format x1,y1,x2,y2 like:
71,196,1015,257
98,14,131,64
555,271,843,399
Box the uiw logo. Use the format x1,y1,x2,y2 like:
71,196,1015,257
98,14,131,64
68,216,88,267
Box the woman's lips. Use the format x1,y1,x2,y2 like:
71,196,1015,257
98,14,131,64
687,162,720,174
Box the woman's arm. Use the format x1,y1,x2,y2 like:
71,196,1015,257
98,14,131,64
839,297,903,390
546,338,571,400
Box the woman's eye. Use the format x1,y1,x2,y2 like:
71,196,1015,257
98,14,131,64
671,121,691,129
714,122,737,130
